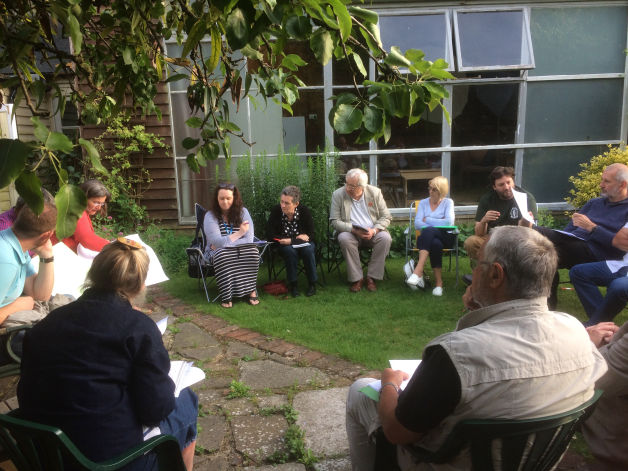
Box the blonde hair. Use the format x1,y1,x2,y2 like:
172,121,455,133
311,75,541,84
429,176,449,197
85,240,149,299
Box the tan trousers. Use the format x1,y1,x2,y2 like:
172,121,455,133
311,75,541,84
338,231,392,282
463,234,489,261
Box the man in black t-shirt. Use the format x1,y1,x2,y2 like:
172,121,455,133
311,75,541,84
463,166,537,262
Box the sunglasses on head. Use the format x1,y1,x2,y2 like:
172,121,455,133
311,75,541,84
218,183,235,190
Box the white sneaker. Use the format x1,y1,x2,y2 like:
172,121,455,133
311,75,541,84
406,274,425,289
432,287,443,296
403,260,415,279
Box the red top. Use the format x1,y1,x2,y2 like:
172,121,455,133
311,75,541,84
52,211,109,253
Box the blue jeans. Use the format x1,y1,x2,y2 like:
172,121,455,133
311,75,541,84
569,262,628,326
277,242,318,284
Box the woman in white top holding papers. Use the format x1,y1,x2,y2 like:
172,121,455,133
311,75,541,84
266,186,317,298
18,239,198,471
405,176,455,296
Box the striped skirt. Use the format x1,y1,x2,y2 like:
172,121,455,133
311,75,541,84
210,244,260,302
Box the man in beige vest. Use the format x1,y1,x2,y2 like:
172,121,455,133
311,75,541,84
346,226,607,471
330,168,392,292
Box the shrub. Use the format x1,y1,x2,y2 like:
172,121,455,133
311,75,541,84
236,150,340,244
566,145,628,209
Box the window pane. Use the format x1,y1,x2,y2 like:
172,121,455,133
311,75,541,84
283,89,325,153
333,49,370,86
379,13,451,65
521,146,606,203
285,41,323,86
379,109,442,150
379,153,442,208
250,97,283,155
452,83,519,146
524,80,623,143
176,158,241,220
450,149,515,205
455,10,533,70
530,7,628,76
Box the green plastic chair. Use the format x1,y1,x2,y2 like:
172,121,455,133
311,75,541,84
0,325,32,379
402,390,603,471
0,409,186,470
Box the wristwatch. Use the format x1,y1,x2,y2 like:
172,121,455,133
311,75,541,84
40,256,54,263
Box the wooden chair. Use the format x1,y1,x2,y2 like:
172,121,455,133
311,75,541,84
0,409,186,470
405,200,459,286
396,390,603,471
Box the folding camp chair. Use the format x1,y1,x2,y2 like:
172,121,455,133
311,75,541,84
185,203,270,302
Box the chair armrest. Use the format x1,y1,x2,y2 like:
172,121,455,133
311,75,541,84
97,434,186,470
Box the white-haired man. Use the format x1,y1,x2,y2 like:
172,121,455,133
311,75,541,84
330,168,392,292
346,226,607,470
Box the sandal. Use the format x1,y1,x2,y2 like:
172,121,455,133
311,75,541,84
247,291,260,306
221,300,233,308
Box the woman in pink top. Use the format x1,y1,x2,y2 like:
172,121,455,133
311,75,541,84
55,180,111,253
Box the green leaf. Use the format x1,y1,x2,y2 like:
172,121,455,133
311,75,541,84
182,137,200,150
285,16,312,39
182,17,207,59
405,49,425,63
122,47,133,65
0,139,32,189
310,29,333,65
352,52,366,77
186,117,203,128
225,8,249,50
31,116,50,144
186,154,200,173
333,104,363,134
66,13,82,54
16,172,44,214
328,0,352,41
46,132,74,153
224,121,241,133
55,184,87,239
384,47,411,67
363,106,383,133
78,138,107,175
165,73,188,83
348,6,379,24
207,26,222,73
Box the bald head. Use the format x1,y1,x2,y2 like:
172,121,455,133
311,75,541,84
601,163,628,202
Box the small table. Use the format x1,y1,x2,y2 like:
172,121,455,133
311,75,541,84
399,169,441,206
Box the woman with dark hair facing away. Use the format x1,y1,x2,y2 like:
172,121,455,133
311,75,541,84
17,239,198,471
405,176,455,296
53,179,112,252
267,185,317,297
203,183,260,308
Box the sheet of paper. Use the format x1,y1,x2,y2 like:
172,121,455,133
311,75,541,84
512,190,533,223
169,360,206,397
554,229,585,240
32,243,92,299
360,359,422,401
292,242,311,248
156,316,168,335
125,234,169,286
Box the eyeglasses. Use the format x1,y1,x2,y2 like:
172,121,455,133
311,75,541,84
218,183,235,190
90,201,106,208
345,183,361,190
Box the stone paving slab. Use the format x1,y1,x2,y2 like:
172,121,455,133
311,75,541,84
293,388,350,457
232,414,289,461
243,464,306,471
196,415,229,452
313,458,352,471
240,360,330,390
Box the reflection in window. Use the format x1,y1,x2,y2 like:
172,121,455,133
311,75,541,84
454,10,533,70
452,83,519,146
450,149,515,205
525,80,623,143
285,41,323,86
379,108,442,150
522,146,606,203
333,49,370,86
379,153,442,208
284,89,325,153
379,13,452,66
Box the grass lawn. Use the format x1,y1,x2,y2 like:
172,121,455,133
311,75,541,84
161,252,628,370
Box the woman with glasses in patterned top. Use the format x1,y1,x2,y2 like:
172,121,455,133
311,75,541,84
266,186,317,297
203,183,260,308
53,179,112,253
405,176,455,296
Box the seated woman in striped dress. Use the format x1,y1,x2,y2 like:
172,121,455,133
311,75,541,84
203,183,260,308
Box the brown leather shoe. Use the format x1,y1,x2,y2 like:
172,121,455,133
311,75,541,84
366,277,377,292
350,279,364,292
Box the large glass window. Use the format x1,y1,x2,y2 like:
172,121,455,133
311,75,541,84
379,13,453,66
453,10,534,71
525,80,623,143
530,7,628,76
522,146,606,202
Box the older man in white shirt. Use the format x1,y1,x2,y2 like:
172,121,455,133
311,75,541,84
330,168,392,292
